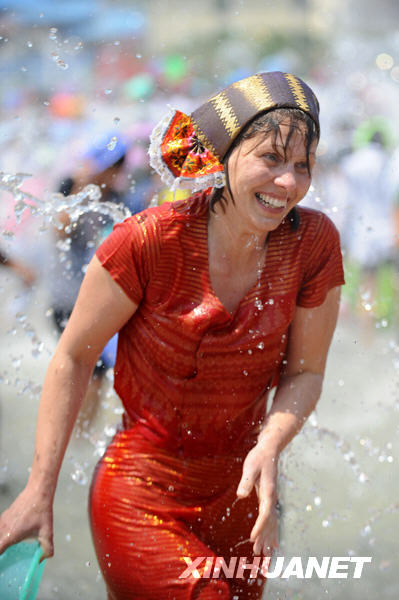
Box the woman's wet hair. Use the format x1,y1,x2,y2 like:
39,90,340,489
209,108,319,229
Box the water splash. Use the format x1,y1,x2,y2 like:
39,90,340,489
303,420,370,482
359,502,399,545
0,171,131,229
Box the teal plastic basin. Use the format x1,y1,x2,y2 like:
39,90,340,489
0,541,46,600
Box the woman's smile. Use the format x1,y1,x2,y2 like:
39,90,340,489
255,192,287,211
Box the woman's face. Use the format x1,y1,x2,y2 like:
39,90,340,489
225,119,317,235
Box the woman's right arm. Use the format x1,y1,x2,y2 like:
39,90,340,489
0,255,138,558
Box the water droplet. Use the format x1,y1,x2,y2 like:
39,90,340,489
358,472,368,483
391,66,399,83
322,519,330,528
65,534,71,542
254,299,263,311
242,370,248,376
32,342,44,358
49,27,58,40
376,53,394,70
136,53,142,59
306,504,312,512
104,424,116,437
113,117,120,125
104,89,113,95
85,561,91,567
361,525,371,537
26,41,33,48
168,485,174,492
56,59,69,70
71,466,88,486
256,342,264,350
11,356,21,369
338,379,345,387
314,496,321,506
379,560,392,571
107,136,118,151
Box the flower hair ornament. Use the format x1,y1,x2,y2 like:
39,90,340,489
148,71,320,193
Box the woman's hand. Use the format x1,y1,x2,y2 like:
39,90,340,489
0,485,54,560
236,442,279,556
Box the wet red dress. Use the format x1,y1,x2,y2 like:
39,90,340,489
90,193,344,599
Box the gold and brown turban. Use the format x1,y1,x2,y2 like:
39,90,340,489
149,71,320,192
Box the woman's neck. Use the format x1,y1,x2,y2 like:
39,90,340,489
208,201,268,271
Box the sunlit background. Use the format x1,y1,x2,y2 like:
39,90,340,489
0,1,398,598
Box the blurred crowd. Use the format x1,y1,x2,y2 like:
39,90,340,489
306,119,399,328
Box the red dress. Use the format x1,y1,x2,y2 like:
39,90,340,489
89,193,344,599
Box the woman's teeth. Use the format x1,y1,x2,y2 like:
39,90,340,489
256,193,286,208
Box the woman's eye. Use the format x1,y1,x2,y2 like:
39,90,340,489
296,162,309,172
263,153,278,162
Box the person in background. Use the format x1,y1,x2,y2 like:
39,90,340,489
339,128,396,324
47,134,130,434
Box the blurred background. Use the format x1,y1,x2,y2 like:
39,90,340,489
0,0,398,598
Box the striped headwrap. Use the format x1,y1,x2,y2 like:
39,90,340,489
149,71,320,192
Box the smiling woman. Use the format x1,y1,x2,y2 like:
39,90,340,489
0,72,345,600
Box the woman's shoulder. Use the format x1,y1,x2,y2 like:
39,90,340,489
167,191,210,221
122,191,209,231
296,206,340,240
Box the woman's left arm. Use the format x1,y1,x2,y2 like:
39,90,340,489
237,285,341,555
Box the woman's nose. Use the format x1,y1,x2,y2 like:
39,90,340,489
274,166,297,193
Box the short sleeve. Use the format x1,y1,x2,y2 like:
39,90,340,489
297,214,345,308
96,213,160,305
